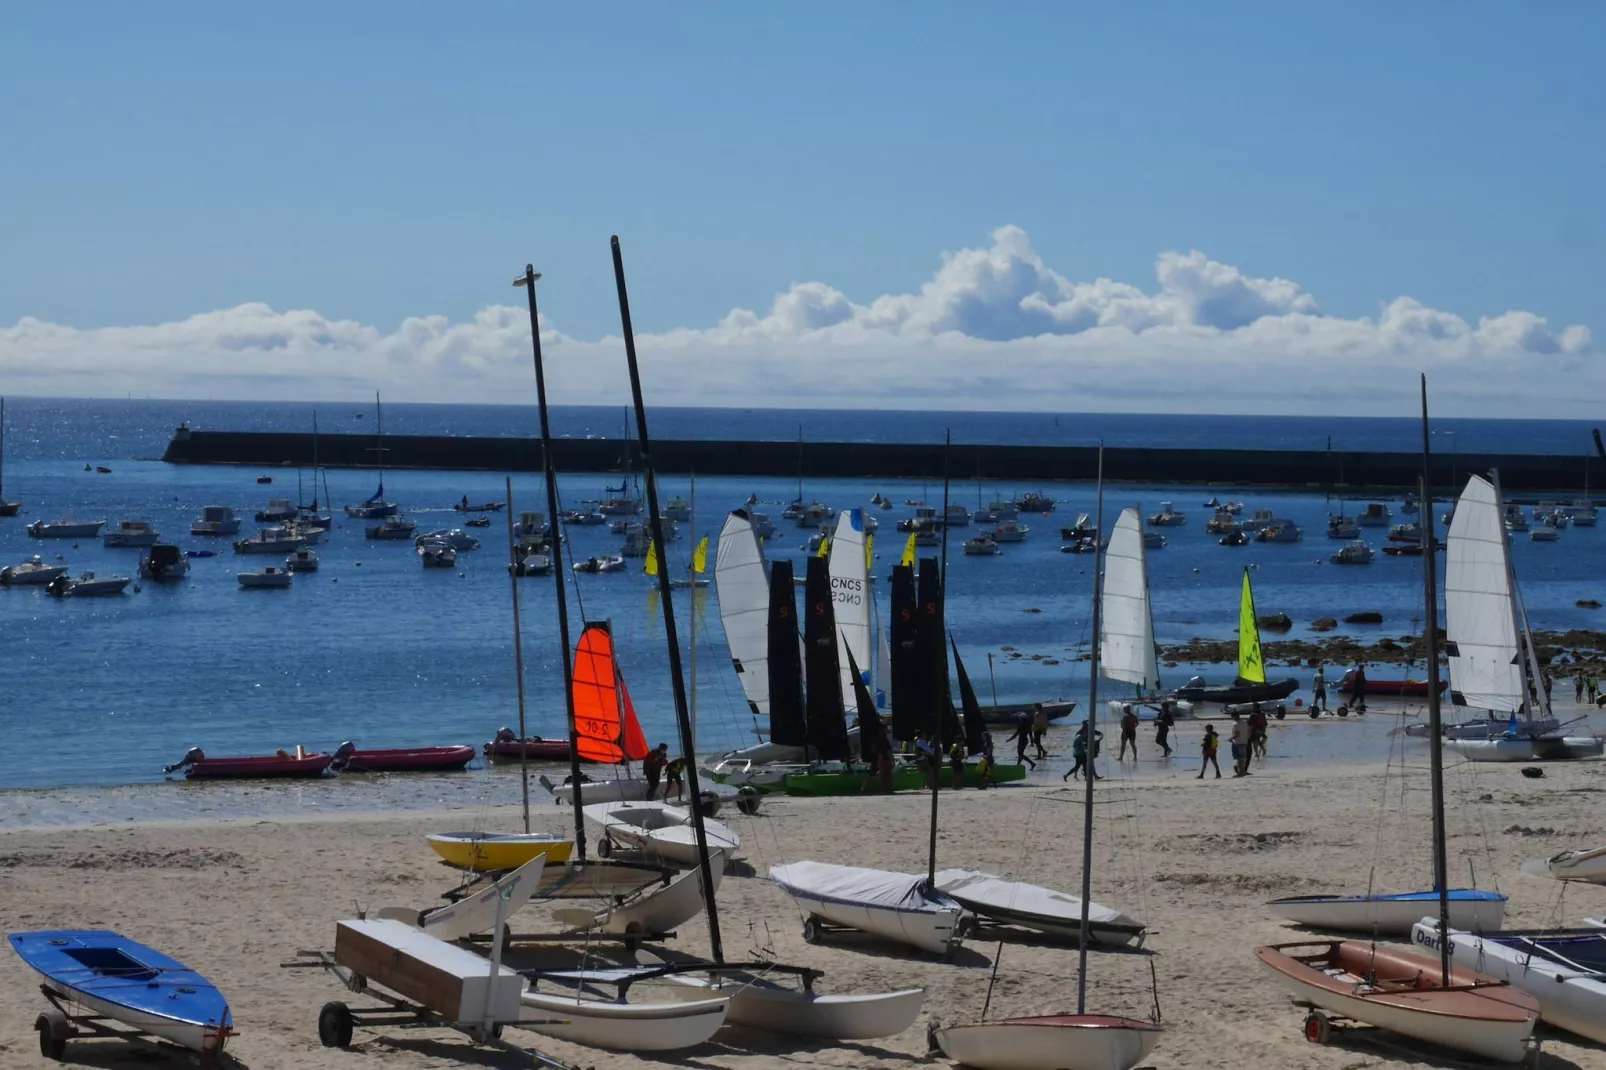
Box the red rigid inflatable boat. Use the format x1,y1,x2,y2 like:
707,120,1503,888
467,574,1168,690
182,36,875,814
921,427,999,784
1337,671,1447,698
164,747,332,779
334,743,475,773
483,732,572,763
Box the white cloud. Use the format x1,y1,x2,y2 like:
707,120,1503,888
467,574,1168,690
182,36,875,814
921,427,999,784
0,226,1593,415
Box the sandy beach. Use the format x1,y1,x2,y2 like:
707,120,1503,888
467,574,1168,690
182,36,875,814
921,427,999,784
4,722,1605,1070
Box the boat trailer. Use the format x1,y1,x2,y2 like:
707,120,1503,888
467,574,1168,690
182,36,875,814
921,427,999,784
29,983,235,1063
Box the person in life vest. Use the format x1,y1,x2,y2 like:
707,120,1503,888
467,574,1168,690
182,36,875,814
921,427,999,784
1197,724,1222,779
1118,705,1140,760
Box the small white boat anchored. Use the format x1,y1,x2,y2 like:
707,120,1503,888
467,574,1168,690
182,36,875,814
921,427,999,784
103,520,160,547
572,554,626,573
238,567,292,589
139,544,190,581
28,517,105,539
1329,539,1374,564
0,555,68,585
1146,502,1186,527
932,1015,1162,1070
47,571,130,597
1327,513,1360,539
190,505,242,536
963,534,1001,555
1529,519,1561,542
286,549,320,572
583,800,739,866
365,516,418,540
769,861,962,957
254,498,298,523
990,520,1029,543
418,541,457,568
416,528,482,551
233,527,306,554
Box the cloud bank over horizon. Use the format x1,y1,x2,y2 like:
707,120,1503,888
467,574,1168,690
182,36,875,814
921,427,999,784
1,226,1593,416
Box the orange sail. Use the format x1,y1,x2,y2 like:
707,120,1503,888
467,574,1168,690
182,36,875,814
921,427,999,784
572,621,649,764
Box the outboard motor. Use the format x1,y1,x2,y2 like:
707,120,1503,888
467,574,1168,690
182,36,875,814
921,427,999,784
162,746,206,774
330,741,357,770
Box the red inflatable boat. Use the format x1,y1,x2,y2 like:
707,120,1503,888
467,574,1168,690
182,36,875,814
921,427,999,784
164,747,332,779
1337,670,1447,698
483,733,572,763
333,743,475,773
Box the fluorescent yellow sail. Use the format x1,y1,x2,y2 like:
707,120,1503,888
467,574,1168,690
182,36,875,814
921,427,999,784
644,539,658,576
900,532,917,567
1237,568,1264,683
691,536,708,574
816,534,831,558
865,533,874,570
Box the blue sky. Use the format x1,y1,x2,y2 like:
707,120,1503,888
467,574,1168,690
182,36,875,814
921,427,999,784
1,3,1601,412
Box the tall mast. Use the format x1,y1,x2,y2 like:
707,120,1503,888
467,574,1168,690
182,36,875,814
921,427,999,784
513,265,587,858
310,410,321,510
611,236,724,964
504,476,532,835
1488,469,1536,723
689,473,699,746
1077,444,1106,1015
926,430,952,884
1419,375,1449,988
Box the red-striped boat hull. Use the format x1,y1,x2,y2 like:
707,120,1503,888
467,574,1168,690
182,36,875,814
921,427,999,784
484,739,573,763
184,754,332,779
342,745,475,773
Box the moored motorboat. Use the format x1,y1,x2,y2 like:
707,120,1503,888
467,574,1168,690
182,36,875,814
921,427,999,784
47,571,130,597
572,554,626,573
769,861,962,956
138,544,190,581
583,800,739,865
416,528,482,551
365,516,418,540
1146,502,1185,526
1327,513,1360,539
1356,502,1392,527
254,498,298,523
424,831,574,871
0,555,68,585
1413,920,1606,1044
963,533,1001,555
28,517,105,539
1330,539,1374,564
103,519,160,547
233,527,306,554
1264,889,1506,934
332,742,475,773
417,540,457,568
238,566,292,588
10,930,233,1057
190,505,242,536
286,548,319,572
1255,940,1537,1063
163,746,332,779
932,1015,1162,1070
483,731,571,763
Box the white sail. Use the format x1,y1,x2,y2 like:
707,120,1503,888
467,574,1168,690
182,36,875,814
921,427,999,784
1445,476,1524,712
828,509,872,703
1100,508,1159,690
714,510,771,717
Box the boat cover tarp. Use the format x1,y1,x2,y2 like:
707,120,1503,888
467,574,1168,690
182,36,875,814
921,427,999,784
771,862,958,912
1487,930,1606,972
933,869,1137,929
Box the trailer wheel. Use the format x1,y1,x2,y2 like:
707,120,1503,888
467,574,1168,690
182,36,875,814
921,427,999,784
596,837,612,858
35,1010,68,1060
1309,708,1321,719
1303,1010,1331,1045
1274,708,1286,720
318,1001,355,1048
802,916,824,944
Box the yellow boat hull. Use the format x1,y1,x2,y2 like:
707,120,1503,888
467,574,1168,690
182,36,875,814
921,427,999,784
427,832,574,871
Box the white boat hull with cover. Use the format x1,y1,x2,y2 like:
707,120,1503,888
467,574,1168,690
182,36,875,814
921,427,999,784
555,859,721,936
933,1015,1162,1070
583,800,739,866
769,862,962,957
1445,736,1604,762
541,774,655,805
935,869,1145,947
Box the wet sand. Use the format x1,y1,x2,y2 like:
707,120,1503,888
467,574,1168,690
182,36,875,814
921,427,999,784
3,723,1605,1070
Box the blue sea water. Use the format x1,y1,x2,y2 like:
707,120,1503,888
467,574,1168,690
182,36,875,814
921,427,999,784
1,397,1603,799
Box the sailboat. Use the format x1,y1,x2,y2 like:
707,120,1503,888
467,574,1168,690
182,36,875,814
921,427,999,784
649,476,710,588
344,392,398,519
544,622,654,805
1442,474,1602,762
1168,569,1298,706
1099,507,1193,720
1258,378,1539,1065
933,447,1162,1070
295,411,333,529
531,241,925,1041
0,397,19,516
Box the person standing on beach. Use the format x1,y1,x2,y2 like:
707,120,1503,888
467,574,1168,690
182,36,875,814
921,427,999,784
1119,705,1140,760
1576,674,1586,703
1311,663,1327,713
1351,663,1368,713
1031,703,1049,759
948,741,966,790
1249,704,1269,760
1197,724,1221,778
979,732,998,788
1229,716,1251,776
1006,712,1037,770
643,743,669,800
1590,676,1600,703
1543,671,1554,706
664,755,686,802
1063,720,1102,781
1154,702,1175,757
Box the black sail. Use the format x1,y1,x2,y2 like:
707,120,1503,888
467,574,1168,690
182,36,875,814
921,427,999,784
804,555,851,760
889,563,920,742
845,645,889,763
767,559,808,749
917,557,961,743
951,638,989,754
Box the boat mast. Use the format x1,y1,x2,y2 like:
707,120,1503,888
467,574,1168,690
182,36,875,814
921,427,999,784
504,476,532,835
1077,444,1106,1016
1419,375,1450,988
689,472,699,747
310,411,321,510
611,236,724,964
925,431,953,884
513,265,588,859
1488,469,1539,724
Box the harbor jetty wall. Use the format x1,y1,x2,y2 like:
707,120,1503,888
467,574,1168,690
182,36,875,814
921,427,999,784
161,428,1598,493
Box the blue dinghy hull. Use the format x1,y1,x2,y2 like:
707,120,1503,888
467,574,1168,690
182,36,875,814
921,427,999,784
9,929,232,1054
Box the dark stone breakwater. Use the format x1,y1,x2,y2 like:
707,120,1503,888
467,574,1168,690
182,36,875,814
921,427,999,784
161,428,1601,493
